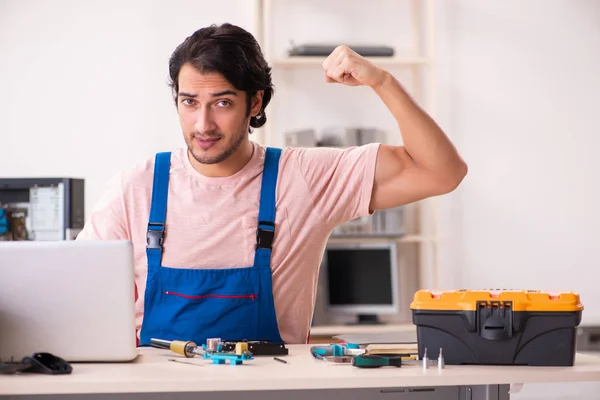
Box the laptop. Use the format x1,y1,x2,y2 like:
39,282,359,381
0,240,138,362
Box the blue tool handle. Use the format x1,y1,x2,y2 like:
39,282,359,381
310,346,327,356
311,344,359,359
310,345,345,357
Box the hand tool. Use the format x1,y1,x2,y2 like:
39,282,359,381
150,338,204,358
0,352,72,375
352,354,403,368
151,338,254,365
310,343,365,360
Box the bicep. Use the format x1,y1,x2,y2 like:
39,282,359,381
369,145,445,211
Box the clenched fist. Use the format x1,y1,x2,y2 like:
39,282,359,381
322,45,388,89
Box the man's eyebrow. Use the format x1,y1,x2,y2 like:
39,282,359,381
178,90,238,98
211,90,238,97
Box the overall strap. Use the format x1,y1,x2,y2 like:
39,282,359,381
146,152,171,269
253,147,282,268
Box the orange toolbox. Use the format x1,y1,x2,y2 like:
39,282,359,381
410,289,584,366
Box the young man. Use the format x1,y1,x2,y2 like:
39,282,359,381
77,23,467,345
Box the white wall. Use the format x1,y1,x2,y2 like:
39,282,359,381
0,0,257,217
1,0,600,326
434,0,600,326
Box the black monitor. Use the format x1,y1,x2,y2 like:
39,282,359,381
323,242,399,324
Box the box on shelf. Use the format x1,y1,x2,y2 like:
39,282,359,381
284,129,317,147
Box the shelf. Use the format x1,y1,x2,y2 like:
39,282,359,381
259,0,440,289
401,234,436,243
271,56,429,68
328,234,436,244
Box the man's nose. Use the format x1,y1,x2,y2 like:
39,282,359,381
194,108,217,134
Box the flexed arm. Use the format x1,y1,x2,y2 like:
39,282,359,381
322,46,468,210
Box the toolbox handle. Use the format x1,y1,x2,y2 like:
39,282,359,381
477,301,514,341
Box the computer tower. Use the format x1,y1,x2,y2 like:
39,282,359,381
0,178,84,241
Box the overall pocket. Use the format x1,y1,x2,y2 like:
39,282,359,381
159,269,260,343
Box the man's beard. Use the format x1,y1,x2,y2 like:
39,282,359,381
188,129,246,165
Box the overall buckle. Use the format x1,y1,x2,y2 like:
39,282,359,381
256,221,275,250
146,223,164,249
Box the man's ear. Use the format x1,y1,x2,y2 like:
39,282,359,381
251,90,264,117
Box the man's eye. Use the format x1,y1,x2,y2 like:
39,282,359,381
182,99,196,106
216,100,231,107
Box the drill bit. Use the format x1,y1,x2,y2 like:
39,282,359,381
422,347,429,369
438,348,445,370
168,358,203,367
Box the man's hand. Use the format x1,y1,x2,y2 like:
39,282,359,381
322,45,388,89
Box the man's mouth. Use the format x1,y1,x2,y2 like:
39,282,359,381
194,136,221,150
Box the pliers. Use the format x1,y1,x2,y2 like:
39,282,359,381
352,353,403,368
311,344,415,368
310,343,365,362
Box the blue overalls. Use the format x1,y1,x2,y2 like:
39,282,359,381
139,148,284,345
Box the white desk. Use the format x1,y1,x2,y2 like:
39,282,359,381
2,345,600,400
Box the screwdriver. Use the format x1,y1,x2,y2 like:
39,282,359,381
352,354,403,368
150,338,205,358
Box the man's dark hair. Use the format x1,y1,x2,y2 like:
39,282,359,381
168,23,274,132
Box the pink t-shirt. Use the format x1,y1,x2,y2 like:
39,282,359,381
77,141,380,344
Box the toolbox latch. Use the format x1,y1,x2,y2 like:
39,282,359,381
477,300,514,341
